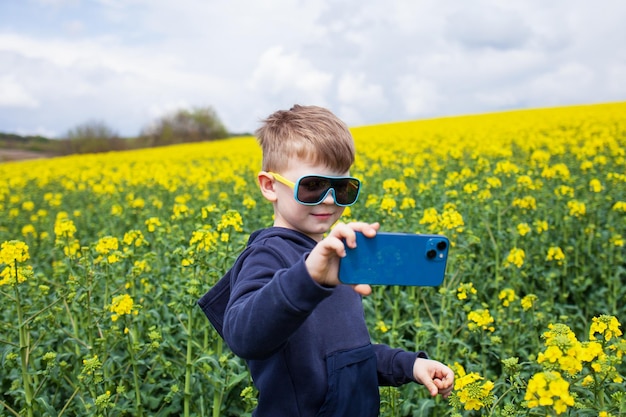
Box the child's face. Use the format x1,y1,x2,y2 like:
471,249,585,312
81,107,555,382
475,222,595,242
270,158,350,242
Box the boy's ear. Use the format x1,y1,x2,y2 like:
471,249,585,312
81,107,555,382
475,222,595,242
258,171,278,202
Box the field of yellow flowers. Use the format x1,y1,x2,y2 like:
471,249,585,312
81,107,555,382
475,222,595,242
1,102,625,416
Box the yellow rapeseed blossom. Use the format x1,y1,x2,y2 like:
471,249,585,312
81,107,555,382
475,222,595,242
123,230,148,247
145,217,162,232
450,370,495,411
54,216,77,240
505,247,525,268
541,163,571,180
400,197,415,210
521,294,538,311
375,320,389,333
242,196,257,210
524,371,574,415
612,201,626,213
512,196,536,211
554,185,575,198
95,236,121,264
546,246,566,265
589,315,622,342
567,200,586,217
0,240,33,286
379,196,397,213
533,219,549,233
382,178,408,195
189,227,219,252
110,294,137,322
610,234,624,247
517,223,531,236
589,178,603,192
498,288,516,307
217,209,244,232
457,282,477,300
468,309,495,332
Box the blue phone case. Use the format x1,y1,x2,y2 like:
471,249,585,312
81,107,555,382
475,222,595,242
338,232,450,286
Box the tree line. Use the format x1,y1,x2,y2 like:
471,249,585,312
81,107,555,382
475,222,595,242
2,106,236,157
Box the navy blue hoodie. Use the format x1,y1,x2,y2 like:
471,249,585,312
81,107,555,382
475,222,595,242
198,227,424,417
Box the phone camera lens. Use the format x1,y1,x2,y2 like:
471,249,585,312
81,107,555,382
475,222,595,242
426,249,437,259
437,241,447,251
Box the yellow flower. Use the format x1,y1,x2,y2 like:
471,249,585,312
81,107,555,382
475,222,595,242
589,178,603,192
567,200,586,217
400,197,416,210
382,178,408,195
589,315,622,341
610,234,624,247
498,288,516,307
451,371,495,411
534,219,549,233
189,227,219,252
546,246,565,265
95,236,121,264
375,320,389,333
110,294,137,322
380,196,397,213
517,223,531,236
521,294,538,311
123,230,146,247
217,209,244,232
612,201,626,213
0,240,33,286
457,282,477,300
524,371,574,415
145,217,162,232
512,196,536,210
468,309,495,332
242,196,257,209
505,247,525,268
54,217,77,240
0,240,30,264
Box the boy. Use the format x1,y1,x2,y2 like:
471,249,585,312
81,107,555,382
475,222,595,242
198,105,454,416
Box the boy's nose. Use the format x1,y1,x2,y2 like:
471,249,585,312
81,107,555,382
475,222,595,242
322,189,338,205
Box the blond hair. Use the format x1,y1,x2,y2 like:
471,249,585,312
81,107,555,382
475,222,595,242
255,105,355,172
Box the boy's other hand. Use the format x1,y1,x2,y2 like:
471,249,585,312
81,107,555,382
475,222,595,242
412,358,455,398
305,222,379,295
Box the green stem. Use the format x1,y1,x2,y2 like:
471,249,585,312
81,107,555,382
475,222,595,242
15,277,34,417
126,324,143,417
184,306,194,417
212,337,223,417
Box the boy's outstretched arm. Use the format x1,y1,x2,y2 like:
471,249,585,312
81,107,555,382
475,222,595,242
413,358,455,398
305,221,380,295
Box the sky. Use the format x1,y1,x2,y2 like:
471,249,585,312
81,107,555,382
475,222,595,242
1,0,625,138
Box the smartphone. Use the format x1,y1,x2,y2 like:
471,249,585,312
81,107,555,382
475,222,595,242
339,232,450,286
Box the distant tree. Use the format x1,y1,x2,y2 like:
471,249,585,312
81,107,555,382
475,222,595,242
140,106,229,147
60,120,124,155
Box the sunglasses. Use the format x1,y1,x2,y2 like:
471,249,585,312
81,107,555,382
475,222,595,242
268,172,361,206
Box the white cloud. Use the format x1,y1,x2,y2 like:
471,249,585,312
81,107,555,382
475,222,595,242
0,75,39,108
396,77,442,116
250,46,333,103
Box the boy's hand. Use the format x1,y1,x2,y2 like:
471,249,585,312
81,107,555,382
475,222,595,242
413,358,455,398
305,222,379,295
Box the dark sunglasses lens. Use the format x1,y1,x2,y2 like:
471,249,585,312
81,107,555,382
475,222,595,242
297,176,360,205
332,179,360,205
297,177,332,203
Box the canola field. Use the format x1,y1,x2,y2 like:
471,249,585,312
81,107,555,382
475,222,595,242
1,102,625,416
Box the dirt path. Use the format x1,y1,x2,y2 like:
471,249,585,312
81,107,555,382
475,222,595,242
0,149,52,162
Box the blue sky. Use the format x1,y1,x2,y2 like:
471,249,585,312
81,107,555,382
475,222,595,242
1,0,625,138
